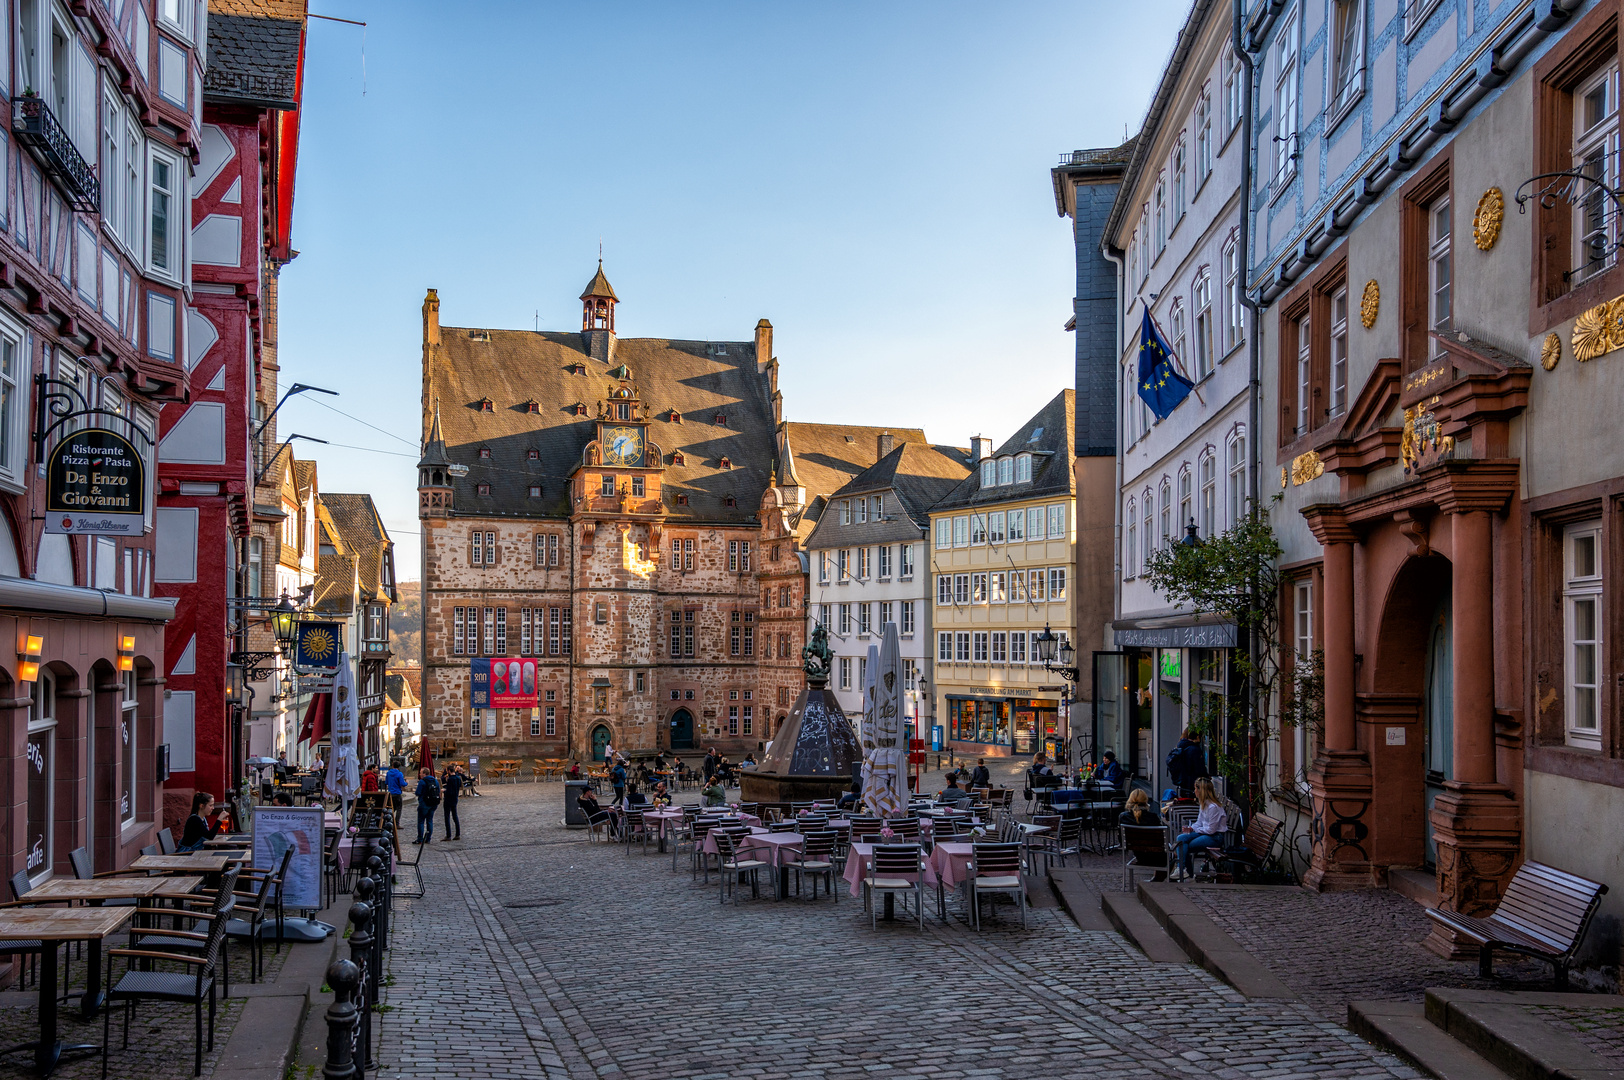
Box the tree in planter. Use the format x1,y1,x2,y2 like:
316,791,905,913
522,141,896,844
1142,500,1317,814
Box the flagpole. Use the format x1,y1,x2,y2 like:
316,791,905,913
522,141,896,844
1145,305,1207,406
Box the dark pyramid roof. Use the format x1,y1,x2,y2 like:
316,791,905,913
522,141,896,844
418,401,451,469
934,390,1076,511
830,442,971,529
580,263,618,302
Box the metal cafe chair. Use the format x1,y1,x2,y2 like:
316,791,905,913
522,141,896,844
713,830,770,906
864,844,925,929
967,843,1026,930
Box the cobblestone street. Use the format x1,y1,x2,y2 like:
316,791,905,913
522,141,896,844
376,782,1423,1080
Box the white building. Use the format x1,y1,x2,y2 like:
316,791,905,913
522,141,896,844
1099,0,1252,796
803,436,968,736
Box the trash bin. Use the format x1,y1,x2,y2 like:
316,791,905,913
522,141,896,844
564,779,590,828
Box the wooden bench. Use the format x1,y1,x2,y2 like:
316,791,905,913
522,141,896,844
1199,812,1284,877
1425,861,1608,989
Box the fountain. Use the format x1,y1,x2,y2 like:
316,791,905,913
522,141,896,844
740,623,862,804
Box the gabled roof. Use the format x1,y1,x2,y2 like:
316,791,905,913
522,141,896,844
385,671,418,710
203,0,306,110
321,493,393,601
780,422,929,502
831,442,971,528
426,323,775,524
291,459,316,501
933,390,1076,512
312,553,358,615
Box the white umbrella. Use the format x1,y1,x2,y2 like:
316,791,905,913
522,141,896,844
324,651,361,805
861,625,906,818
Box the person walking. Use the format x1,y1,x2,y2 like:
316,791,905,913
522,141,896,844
441,765,464,841
385,762,407,818
611,759,628,806
414,767,441,844
969,758,991,791
1166,728,1208,799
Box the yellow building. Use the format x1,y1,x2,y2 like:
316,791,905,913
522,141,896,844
927,392,1076,758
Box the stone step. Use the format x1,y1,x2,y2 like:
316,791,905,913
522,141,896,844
1426,988,1622,1080
1046,867,1112,930
1349,1000,1517,1080
1099,889,1190,963
1134,883,1297,999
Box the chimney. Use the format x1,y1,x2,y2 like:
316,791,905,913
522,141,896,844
755,319,773,374
971,436,994,461
876,431,895,458
422,288,441,347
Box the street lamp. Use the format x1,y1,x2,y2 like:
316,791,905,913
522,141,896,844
224,663,247,706
271,593,300,649
1183,517,1202,547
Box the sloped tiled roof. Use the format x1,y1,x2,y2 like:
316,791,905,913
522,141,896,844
781,422,931,502
291,459,316,500
385,671,418,710
834,442,972,528
204,1,305,109
580,264,618,301
933,390,1076,511
313,553,357,615
427,325,777,524
322,493,391,600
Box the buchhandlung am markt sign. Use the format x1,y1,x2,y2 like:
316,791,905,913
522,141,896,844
44,429,146,536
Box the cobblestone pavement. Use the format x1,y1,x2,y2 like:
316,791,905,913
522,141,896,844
1181,882,1553,1023
0,916,288,1079
1529,1003,1624,1067
377,781,1423,1080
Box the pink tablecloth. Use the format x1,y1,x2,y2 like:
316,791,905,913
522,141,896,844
642,809,684,838
842,841,937,898
924,842,976,889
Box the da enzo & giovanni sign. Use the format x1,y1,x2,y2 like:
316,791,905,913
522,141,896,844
44,429,146,535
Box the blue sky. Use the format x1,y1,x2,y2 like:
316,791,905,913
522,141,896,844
275,1,1185,577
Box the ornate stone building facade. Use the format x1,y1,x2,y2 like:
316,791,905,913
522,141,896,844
417,269,920,762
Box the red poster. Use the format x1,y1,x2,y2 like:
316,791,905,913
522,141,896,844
488,658,539,709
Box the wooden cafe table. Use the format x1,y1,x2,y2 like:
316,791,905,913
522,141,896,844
130,853,238,874
0,906,135,1074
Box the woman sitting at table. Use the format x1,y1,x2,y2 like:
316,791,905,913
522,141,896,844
1095,751,1125,789
577,788,614,837
178,792,230,851
1172,777,1227,881
837,778,862,810
702,778,727,806
1117,787,1161,827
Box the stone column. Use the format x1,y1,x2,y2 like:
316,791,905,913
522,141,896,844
1302,507,1373,891
1425,477,1521,955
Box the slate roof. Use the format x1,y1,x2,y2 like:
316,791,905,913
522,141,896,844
426,325,777,525
580,264,618,301
385,672,418,711
291,459,316,500
835,443,970,526
933,390,1076,512
781,422,931,504
203,1,305,109
321,493,392,601
313,553,357,615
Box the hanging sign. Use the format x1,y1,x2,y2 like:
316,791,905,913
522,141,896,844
294,622,343,671
469,658,538,709
43,428,146,535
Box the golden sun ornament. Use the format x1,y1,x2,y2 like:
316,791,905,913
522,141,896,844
300,627,336,663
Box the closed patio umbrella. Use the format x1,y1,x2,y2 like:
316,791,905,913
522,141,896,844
861,625,905,818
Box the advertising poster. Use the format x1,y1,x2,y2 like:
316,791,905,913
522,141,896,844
252,805,324,909
469,658,538,709
43,428,146,535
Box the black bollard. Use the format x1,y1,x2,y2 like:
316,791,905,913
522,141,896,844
353,876,378,1008
347,897,373,1071
366,852,389,952
323,958,361,1080
375,836,394,949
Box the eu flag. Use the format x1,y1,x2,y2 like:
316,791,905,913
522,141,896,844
1137,307,1195,421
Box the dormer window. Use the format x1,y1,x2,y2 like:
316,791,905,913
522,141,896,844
525,399,540,414
468,330,490,342
569,363,586,376
675,493,689,506
714,414,728,426
479,397,494,413
671,451,686,466
997,457,1013,485
616,403,632,421
719,456,732,469
668,409,683,423
477,483,491,496
572,403,588,416
528,485,542,498
981,459,996,487
1015,453,1033,483
527,448,539,461
725,495,737,508
478,447,491,459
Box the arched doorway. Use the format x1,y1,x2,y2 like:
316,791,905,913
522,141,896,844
590,724,612,762
669,709,693,750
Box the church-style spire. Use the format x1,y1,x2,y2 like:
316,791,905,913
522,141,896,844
580,261,618,333
418,400,454,519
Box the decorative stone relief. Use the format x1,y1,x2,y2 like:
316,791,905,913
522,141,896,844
1570,295,1624,362
1473,187,1504,250
1360,280,1379,329
1540,332,1561,371
1290,450,1325,485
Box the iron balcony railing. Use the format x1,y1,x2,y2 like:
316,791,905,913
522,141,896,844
12,95,99,213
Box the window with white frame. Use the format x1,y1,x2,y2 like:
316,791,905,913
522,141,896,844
1172,137,1187,224
877,543,891,578
988,511,1005,543
1138,205,1150,282
1140,493,1153,567
1428,195,1452,361
970,514,987,545
838,603,851,635
837,548,848,581
1178,469,1192,536
955,632,971,663
1200,452,1217,540
1030,506,1046,541
1015,453,1032,483
124,120,143,258
953,516,968,547
1170,301,1187,378
1195,93,1212,186
899,543,913,577
1329,285,1349,418
0,315,27,491
1293,578,1316,782
991,631,1006,664
934,518,951,550
901,601,915,635
818,550,829,583
858,602,871,635
839,657,851,691
937,574,951,605
1154,175,1168,252
1274,9,1300,187
937,632,952,662
990,570,1006,603
158,0,193,39
1128,228,1138,291
1224,49,1243,135
1159,479,1172,547
1223,236,1244,351
980,459,996,487
1573,60,1620,285
856,546,869,580
970,572,987,603
1193,272,1213,378
1010,568,1027,603
879,600,892,630
1227,430,1247,525
1295,310,1312,435
856,497,868,524
1047,503,1065,539
148,145,182,280
954,574,969,604
1403,0,1446,38
1563,522,1603,749
1330,0,1365,117
1049,568,1068,600
997,456,1012,485
1125,499,1138,577
1008,505,1025,541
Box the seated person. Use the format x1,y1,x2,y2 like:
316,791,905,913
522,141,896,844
650,780,671,805
623,783,648,808
178,792,231,851
653,752,668,771
702,779,728,807
635,764,653,787
740,752,757,769
567,762,581,780
1117,787,1162,828
836,778,862,810
273,792,295,807
576,788,615,837
714,758,734,784
1095,750,1125,789
1029,754,1062,789
937,775,972,806
1173,777,1228,881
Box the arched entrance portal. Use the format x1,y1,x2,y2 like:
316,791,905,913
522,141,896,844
590,724,612,762
1371,554,1452,870
669,709,694,750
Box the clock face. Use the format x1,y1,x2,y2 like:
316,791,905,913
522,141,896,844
602,425,645,467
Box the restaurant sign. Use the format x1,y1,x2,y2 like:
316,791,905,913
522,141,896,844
469,658,538,709
43,428,146,535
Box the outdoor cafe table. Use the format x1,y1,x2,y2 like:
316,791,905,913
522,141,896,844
699,826,803,898
130,853,238,876
0,906,135,1074
842,841,943,919
25,876,205,904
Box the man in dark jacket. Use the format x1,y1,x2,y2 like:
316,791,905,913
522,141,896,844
969,759,991,791
441,767,464,841
1166,729,1208,798
611,761,628,806
414,768,441,844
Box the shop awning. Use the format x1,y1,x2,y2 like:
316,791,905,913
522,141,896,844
298,693,330,745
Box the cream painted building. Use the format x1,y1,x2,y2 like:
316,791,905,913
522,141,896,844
928,392,1077,758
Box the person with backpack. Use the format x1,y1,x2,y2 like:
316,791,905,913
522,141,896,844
611,759,628,806
1166,728,1208,799
414,767,441,844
